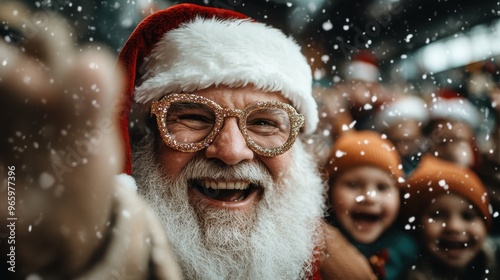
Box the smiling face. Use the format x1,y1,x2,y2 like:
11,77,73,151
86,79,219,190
386,119,425,158
132,85,325,279
430,120,475,168
329,166,400,244
420,193,487,269
156,86,295,211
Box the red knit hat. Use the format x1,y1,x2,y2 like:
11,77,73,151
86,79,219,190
326,130,403,182
403,155,491,230
117,3,317,174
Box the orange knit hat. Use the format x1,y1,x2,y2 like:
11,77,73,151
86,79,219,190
326,130,403,182
403,155,491,229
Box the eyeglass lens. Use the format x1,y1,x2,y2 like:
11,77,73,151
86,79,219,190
164,101,293,149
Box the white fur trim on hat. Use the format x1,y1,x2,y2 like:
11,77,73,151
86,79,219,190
429,97,480,129
375,95,430,129
134,17,318,134
345,61,379,82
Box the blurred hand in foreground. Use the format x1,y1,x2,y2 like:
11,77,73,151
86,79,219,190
0,1,126,277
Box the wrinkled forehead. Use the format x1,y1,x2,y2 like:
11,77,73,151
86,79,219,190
187,85,292,108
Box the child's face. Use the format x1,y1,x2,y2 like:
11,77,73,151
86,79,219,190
420,193,487,269
386,119,425,158
329,166,400,244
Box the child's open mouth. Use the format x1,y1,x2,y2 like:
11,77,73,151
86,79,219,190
352,212,380,223
351,212,382,230
438,239,469,251
436,238,478,260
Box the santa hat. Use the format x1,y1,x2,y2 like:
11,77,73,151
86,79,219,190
344,51,380,83
403,155,491,230
429,88,480,130
117,3,317,175
326,130,403,182
375,94,430,129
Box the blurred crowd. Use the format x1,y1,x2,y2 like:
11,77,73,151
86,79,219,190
313,50,500,279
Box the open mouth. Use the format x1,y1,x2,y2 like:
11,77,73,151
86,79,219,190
189,179,260,203
438,239,469,251
351,212,380,223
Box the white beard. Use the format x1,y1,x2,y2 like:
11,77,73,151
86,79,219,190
132,136,325,280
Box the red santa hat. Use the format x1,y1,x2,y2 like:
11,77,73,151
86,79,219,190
429,88,480,129
344,51,380,83
117,3,317,175
375,94,430,129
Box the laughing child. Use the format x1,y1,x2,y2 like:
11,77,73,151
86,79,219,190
325,130,418,279
402,155,499,280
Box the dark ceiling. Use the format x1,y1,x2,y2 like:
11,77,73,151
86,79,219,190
186,0,500,78
11,0,498,80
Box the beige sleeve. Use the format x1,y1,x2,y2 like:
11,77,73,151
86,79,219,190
320,223,377,280
77,183,182,280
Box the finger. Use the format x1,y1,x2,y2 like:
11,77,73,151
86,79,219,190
72,46,124,115
0,1,74,75
0,45,123,156
0,39,54,100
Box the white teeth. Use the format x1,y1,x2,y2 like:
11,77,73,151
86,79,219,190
210,181,218,189
201,180,249,190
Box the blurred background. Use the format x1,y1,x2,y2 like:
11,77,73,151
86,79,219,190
11,0,500,84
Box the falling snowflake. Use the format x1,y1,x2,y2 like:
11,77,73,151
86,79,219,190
322,20,333,31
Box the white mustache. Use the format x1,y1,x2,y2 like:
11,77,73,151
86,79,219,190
179,157,274,189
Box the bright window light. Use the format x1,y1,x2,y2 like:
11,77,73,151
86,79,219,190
417,19,500,74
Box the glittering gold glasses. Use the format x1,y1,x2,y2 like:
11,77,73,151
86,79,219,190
150,94,305,157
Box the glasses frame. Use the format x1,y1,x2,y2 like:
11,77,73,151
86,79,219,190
150,93,305,157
